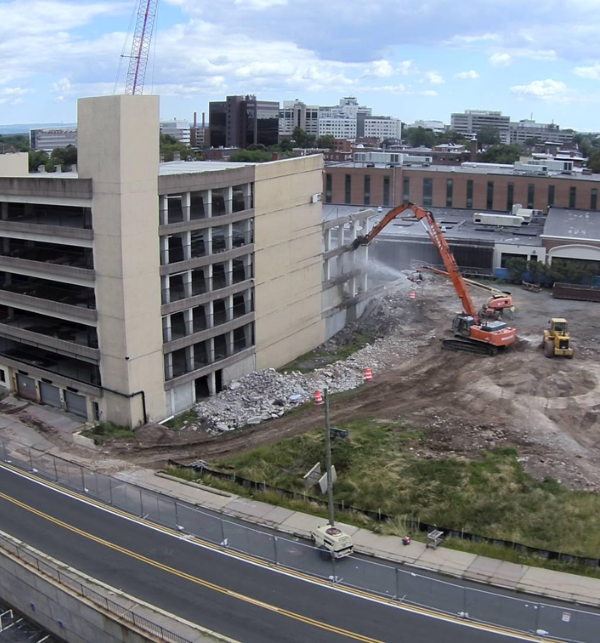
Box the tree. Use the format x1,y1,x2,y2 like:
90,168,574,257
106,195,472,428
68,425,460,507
404,127,435,148
277,139,294,153
292,126,316,148
159,133,200,162
28,149,48,171
435,130,467,145
228,149,273,163
505,257,528,282
51,145,77,166
477,125,501,145
482,144,523,164
0,134,29,153
316,135,335,150
588,150,600,173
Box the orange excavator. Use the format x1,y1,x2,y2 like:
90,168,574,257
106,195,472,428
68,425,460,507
423,266,513,319
351,202,517,356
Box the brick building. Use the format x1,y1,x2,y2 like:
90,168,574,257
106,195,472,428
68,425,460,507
323,164,600,213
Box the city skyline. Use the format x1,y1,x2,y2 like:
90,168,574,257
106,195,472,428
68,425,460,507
2,0,600,130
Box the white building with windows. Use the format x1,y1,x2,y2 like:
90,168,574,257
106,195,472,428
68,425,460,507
363,116,402,140
450,110,510,143
30,127,77,153
279,100,319,137
160,119,191,145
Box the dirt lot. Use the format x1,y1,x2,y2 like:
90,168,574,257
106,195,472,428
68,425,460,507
103,275,600,491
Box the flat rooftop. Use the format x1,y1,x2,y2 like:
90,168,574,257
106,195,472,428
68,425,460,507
323,204,544,247
325,162,600,182
543,208,600,242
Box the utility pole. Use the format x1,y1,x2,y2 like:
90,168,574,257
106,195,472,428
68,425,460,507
324,387,335,527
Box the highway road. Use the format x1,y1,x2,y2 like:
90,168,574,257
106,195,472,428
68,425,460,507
0,464,564,642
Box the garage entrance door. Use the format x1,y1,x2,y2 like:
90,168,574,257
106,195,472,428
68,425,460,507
40,382,62,409
16,374,37,402
64,391,87,419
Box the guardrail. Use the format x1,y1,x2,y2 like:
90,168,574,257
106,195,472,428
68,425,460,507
0,530,191,643
1,439,599,642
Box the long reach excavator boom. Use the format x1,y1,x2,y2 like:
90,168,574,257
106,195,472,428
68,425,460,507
352,202,516,355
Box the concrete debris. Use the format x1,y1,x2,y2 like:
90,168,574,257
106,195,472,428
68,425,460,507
194,327,429,434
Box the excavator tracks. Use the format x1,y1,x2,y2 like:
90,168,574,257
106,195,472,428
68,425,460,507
442,339,498,356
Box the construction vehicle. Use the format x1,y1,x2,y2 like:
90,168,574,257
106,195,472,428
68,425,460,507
312,525,354,559
351,202,517,356
424,266,513,319
542,318,574,359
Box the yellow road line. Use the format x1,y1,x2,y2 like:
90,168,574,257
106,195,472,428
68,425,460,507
0,489,381,643
0,462,544,642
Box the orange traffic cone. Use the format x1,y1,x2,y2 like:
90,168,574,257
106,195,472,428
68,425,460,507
364,368,373,382
314,391,324,405
410,290,416,300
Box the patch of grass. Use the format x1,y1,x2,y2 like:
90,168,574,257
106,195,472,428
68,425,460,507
81,422,135,445
164,464,600,580
164,409,200,430
192,417,600,562
280,332,375,373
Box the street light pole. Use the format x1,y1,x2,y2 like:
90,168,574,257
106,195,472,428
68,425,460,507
324,387,335,528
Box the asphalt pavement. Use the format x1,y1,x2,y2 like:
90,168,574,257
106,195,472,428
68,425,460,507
0,465,536,643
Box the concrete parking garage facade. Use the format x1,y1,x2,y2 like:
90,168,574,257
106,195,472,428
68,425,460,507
0,95,330,427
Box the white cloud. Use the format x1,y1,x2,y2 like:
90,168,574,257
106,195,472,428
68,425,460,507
454,70,479,80
490,52,512,66
397,60,415,75
421,71,445,84
446,32,500,45
0,86,33,96
510,79,572,102
574,63,600,79
233,0,287,7
363,60,395,78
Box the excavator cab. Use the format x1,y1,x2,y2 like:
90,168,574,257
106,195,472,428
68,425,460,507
543,318,573,359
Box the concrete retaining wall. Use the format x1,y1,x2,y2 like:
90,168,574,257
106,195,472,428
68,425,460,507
0,530,226,643
0,547,150,642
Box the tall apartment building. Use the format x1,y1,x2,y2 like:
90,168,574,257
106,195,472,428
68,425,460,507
279,100,319,137
209,95,279,149
450,110,510,143
361,116,402,140
0,95,325,426
160,119,191,144
509,120,575,146
30,127,77,153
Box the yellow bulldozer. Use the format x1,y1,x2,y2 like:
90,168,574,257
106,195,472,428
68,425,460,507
542,318,574,359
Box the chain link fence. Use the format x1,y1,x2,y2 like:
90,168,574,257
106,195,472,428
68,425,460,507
1,440,598,642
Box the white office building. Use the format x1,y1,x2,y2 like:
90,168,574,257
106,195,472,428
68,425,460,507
30,127,77,153
279,100,319,137
450,110,510,143
160,119,191,145
509,120,575,146
363,116,402,140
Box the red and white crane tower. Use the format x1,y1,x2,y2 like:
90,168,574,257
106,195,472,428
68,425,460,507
124,0,158,94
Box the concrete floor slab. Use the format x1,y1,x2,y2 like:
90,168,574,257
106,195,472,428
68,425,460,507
463,556,504,583
261,505,295,526
415,547,477,574
224,498,277,520
491,561,527,588
518,567,600,602
279,512,324,537
350,530,425,564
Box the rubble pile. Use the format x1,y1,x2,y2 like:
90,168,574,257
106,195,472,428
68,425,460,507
194,330,430,433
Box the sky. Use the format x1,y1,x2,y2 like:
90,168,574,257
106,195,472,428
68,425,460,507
3,0,600,131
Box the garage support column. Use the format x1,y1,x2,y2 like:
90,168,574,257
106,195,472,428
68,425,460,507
182,192,191,222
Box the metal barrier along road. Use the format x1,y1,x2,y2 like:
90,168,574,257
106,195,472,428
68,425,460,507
1,440,599,643
0,531,191,643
